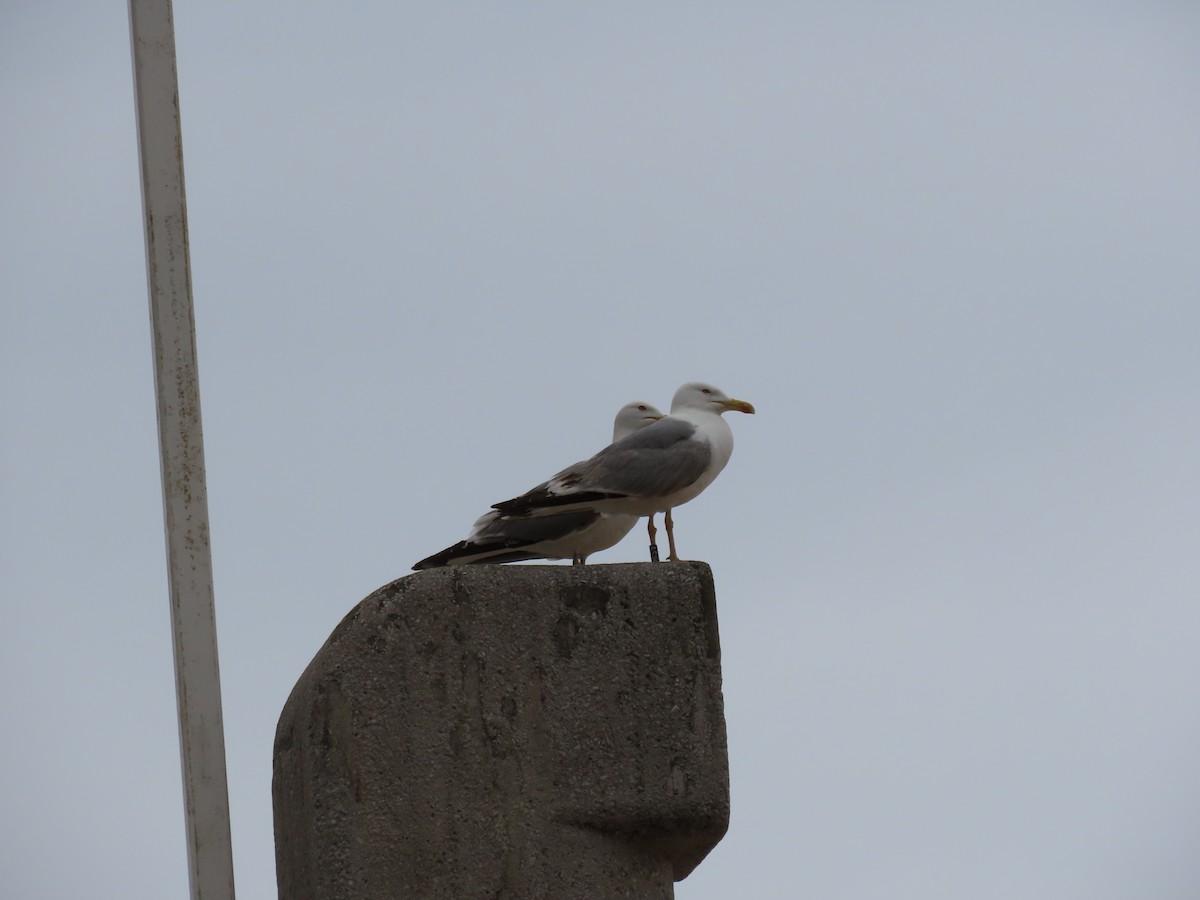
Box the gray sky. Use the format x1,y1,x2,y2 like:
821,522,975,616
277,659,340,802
4,2,1200,897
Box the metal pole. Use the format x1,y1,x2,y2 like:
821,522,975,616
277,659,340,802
127,2,236,898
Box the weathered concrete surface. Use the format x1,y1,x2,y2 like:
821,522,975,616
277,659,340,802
273,562,729,900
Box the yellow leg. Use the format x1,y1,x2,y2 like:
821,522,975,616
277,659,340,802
665,509,681,561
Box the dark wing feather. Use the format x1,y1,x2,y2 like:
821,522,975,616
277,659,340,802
491,418,708,515
412,510,600,569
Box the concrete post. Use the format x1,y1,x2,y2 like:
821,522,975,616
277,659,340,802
272,562,729,899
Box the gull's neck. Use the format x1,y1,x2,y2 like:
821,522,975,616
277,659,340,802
672,405,724,427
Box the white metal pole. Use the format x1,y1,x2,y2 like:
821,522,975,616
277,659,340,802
127,2,236,898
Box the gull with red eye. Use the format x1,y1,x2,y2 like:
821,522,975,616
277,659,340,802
491,382,755,561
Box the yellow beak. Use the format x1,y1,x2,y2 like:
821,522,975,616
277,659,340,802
722,398,755,414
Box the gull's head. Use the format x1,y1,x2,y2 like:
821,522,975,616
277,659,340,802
613,401,665,441
671,382,756,416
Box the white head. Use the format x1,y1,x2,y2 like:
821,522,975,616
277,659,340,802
612,401,665,441
670,382,756,416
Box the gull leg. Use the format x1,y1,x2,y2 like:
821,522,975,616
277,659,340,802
665,509,681,562
572,553,584,566
647,515,659,563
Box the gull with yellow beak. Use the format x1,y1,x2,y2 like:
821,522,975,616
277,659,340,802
492,382,755,561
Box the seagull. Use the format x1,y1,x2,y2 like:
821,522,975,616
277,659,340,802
491,382,755,561
412,401,665,569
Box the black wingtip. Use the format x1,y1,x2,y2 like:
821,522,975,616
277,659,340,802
412,540,472,571
412,538,547,570
492,490,627,515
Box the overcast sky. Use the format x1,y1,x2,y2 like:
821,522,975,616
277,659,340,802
3,2,1200,898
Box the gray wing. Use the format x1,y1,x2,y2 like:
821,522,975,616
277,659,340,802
567,420,710,498
492,417,710,514
603,416,700,453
